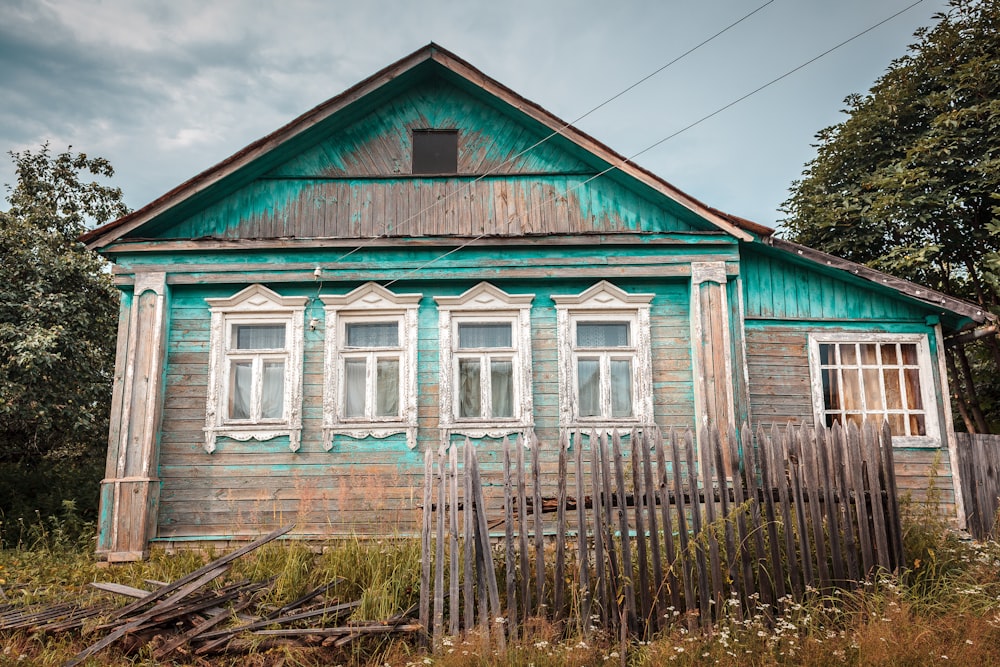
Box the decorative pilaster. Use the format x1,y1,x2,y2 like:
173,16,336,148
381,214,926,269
96,272,168,562
690,262,737,472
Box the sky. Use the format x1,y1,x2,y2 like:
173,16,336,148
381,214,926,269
0,0,953,230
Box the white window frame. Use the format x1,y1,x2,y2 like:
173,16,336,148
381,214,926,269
321,283,421,450
807,332,940,448
435,282,534,438
204,285,307,453
553,281,654,429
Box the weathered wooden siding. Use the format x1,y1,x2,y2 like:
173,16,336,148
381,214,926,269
269,80,593,178
742,248,930,322
154,276,694,541
153,176,699,241
744,324,956,514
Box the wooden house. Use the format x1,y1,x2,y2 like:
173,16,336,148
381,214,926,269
82,44,990,562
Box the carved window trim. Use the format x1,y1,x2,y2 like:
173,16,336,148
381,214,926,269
807,332,940,448
321,283,421,449
204,285,307,453
435,282,534,439
553,281,654,429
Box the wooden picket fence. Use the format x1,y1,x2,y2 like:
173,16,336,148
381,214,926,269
956,432,1000,539
418,421,904,647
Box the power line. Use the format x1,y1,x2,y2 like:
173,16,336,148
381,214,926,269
381,0,927,287
325,0,776,265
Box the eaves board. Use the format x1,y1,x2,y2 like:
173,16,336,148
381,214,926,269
745,238,990,331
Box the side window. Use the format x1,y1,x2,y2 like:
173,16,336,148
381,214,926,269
808,333,939,446
321,283,421,449
554,281,653,427
205,285,307,453
435,283,534,437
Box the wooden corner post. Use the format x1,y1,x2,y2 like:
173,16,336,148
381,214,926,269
96,271,169,562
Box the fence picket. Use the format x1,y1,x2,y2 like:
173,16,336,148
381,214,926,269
590,430,608,629
449,444,460,636
755,425,785,604
516,434,530,622
816,426,845,586
612,431,638,633
554,431,568,622
574,430,592,636
642,429,664,631
503,436,517,640
802,425,831,590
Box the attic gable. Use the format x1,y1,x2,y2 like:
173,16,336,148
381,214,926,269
83,43,760,250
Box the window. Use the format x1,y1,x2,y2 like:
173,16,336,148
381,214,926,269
553,281,654,426
574,320,635,419
808,333,939,446
321,283,421,449
204,285,307,453
435,283,534,437
412,129,458,174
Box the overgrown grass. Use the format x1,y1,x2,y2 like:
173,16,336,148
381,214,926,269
3,504,1000,666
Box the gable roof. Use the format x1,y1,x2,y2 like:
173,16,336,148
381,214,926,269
81,43,769,250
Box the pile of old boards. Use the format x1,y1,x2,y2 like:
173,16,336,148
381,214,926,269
0,527,422,665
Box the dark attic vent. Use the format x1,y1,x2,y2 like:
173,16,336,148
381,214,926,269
412,129,458,174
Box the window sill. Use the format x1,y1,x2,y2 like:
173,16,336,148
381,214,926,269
203,425,301,453
323,425,417,450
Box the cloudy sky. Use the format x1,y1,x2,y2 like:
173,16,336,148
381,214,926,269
1,0,951,229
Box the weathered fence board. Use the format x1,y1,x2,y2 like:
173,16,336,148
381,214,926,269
418,421,904,649
956,432,1000,539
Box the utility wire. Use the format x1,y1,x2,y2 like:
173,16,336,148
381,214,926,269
381,0,926,288
325,0,776,265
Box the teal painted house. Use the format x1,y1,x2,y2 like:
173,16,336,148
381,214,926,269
83,44,989,561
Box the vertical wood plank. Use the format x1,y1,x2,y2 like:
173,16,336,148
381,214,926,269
642,429,665,630
449,444,460,637
771,424,801,598
802,425,831,590
754,425,785,605
503,436,518,640
711,425,739,615
727,423,755,611
463,440,475,632
816,426,846,586
660,429,698,631
434,447,446,646
846,423,875,577
787,425,814,588
471,445,506,652
685,428,711,628
631,429,653,635
863,422,891,571
879,421,905,570
830,424,860,584
554,430,569,622
420,449,433,642
699,427,725,617
590,431,608,629
600,432,621,633
574,431,592,636
516,434,531,622
532,432,546,614
612,431,638,634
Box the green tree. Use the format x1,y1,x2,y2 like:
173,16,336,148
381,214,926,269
781,0,1000,431
0,145,128,530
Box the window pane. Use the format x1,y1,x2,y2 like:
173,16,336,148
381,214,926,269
860,343,878,365
458,323,512,348
841,368,861,411
909,414,926,436
880,344,898,365
822,368,840,410
346,322,398,347
229,361,252,420
819,343,834,366
904,368,923,409
376,359,399,417
840,344,857,365
490,360,514,418
261,361,285,419
234,324,285,350
344,358,367,418
900,343,919,366
883,368,902,408
577,359,600,417
888,413,905,435
610,360,633,418
863,367,883,410
458,359,481,418
577,322,629,347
